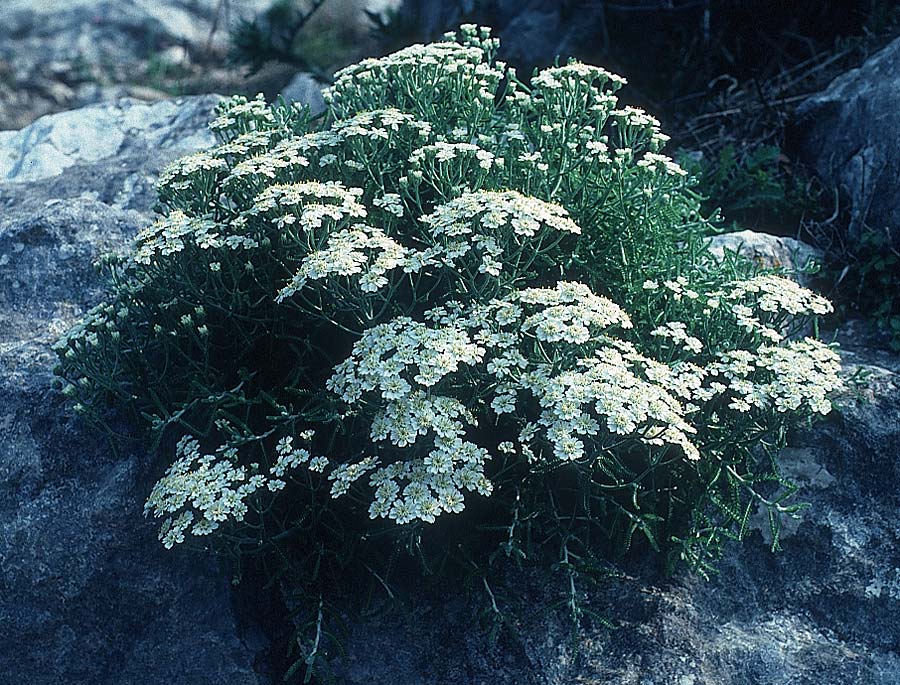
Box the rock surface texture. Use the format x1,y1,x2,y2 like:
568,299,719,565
796,35,900,252
279,73,328,118
706,230,823,286
389,0,711,75
0,0,388,131
0,0,272,129
0,96,269,685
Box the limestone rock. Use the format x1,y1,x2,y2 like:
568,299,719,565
796,36,900,252
0,96,220,183
279,73,327,118
0,0,271,69
0,0,270,130
707,229,823,284
0,96,267,685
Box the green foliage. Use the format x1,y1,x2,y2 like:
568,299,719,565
54,26,842,677
230,0,330,73
142,53,192,95
677,143,823,232
848,228,900,351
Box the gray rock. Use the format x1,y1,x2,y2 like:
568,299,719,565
0,0,271,130
386,0,694,75
796,36,900,252
0,96,220,183
386,0,593,72
0,96,267,684
0,0,271,68
707,229,823,284
279,73,327,118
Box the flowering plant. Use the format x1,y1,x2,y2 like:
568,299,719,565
54,24,840,651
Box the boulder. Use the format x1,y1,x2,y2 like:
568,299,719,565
0,0,387,131
279,73,327,118
796,36,900,253
0,0,271,130
384,0,592,74
0,96,268,684
0,0,271,71
706,229,823,285
0,96,219,184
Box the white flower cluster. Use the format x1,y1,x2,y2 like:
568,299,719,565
213,129,279,161
251,181,366,231
643,275,701,301
651,321,704,353
333,108,431,137
469,289,698,461
517,150,550,172
323,281,716,522
144,437,266,548
714,275,833,342
52,301,127,371
516,281,632,343
364,441,492,524
223,148,309,188
521,62,624,149
325,316,494,523
637,151,688,178
372,193,405,217
155,107,430,215
723,274,833,316
272,435,312,476
158,152,227,192
209,94,275,133
274,190,586,297
320,261,845,522
145,434,317,547
523,346,700,462
408,192,581,279
710,338,842,414
531,62,627,94
328,317,485,403
330,42,485,89
409,142,501,171
214,109,432,198
325,26,504,120
358,401,492,522
134,211,220,265
526,62,623,136
420,190,581,238
278,223,409,299
328,456,378,497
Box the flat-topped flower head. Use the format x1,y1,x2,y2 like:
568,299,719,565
251,181,366,231
144,436,292,548
516,281,632,343
722,274,833,316
278,224,409,300
420,190,581,238
531,62,627,93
